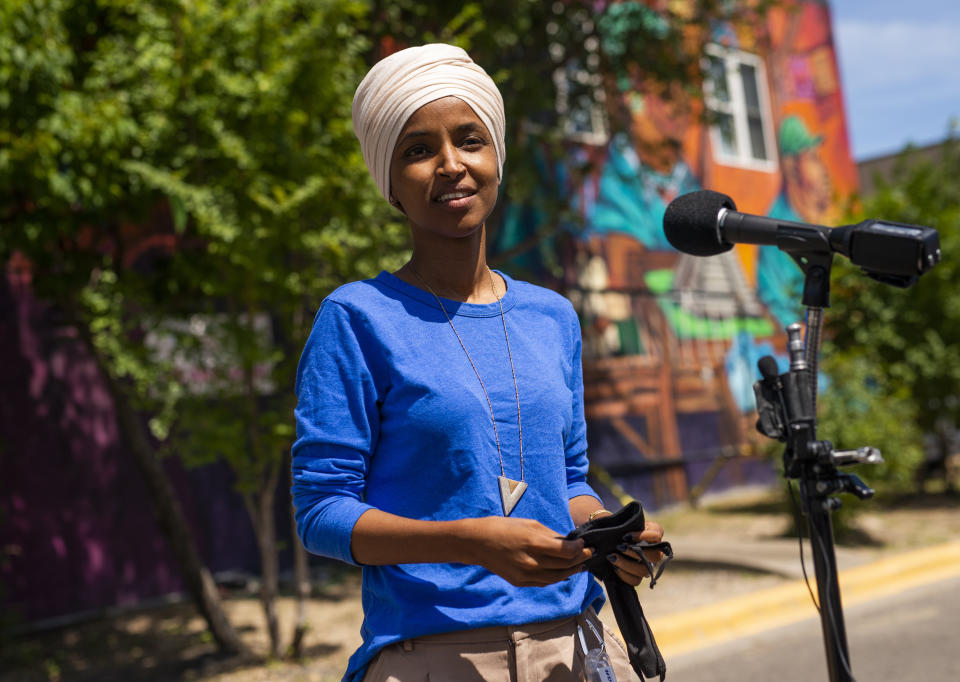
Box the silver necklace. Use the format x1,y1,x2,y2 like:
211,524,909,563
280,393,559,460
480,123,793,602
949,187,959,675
410,266,527,516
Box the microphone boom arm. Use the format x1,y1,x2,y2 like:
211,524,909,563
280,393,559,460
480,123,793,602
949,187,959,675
717,207,836,309
665,191,941,291
718,207,832,253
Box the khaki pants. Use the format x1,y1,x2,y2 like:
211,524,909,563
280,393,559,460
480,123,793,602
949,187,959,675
362,608,640,682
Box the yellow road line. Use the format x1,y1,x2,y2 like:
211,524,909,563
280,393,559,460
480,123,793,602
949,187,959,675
651,540,960,657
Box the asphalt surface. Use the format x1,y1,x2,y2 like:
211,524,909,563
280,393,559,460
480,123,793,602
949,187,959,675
586,494,960,682
663,573,960,681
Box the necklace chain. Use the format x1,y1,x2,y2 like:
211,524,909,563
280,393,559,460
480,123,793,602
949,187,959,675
409,266,524,482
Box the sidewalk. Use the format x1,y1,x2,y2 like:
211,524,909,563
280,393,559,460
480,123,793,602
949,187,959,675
595,487,960,660
4,487,958,682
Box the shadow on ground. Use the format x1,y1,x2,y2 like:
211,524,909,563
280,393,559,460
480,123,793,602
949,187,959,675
0,570,362,682
1,601,244,682
878,490,960,511
704,488,960,547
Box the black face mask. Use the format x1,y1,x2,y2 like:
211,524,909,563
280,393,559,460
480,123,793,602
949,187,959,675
567,501,674,681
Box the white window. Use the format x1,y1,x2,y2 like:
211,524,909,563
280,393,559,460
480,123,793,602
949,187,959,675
553,57,609,146
703,44,777,170
546,18,609,146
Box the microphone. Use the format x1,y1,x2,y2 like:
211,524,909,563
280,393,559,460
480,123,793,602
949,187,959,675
663,190,941,287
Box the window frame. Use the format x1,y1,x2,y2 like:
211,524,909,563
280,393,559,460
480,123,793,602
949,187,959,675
552,59,610,146
703,43,778,172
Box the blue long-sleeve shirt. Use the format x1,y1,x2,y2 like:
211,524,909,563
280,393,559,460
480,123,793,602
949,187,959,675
291,270,605,681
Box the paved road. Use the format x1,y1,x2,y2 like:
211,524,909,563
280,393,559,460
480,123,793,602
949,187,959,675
662,574,960,681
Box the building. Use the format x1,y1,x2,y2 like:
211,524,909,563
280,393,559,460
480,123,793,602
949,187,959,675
1,0,859,625
493,0,859,507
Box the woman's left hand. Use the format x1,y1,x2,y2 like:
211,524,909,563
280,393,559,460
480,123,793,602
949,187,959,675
607,520,665,586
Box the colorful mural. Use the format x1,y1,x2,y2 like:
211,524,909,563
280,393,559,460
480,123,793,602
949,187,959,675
493,0,859,505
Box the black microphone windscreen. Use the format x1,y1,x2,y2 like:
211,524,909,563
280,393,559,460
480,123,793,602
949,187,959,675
758,355,780,381
663,190,737,256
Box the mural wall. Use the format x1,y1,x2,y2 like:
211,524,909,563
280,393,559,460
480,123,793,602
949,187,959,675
494,0,859,506
0,263,289,623
1,0,858,624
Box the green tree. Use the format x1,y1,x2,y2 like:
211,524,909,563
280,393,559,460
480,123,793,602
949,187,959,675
820,135,960,494
3,0,777,660
1,0,405,658
1,0,248,655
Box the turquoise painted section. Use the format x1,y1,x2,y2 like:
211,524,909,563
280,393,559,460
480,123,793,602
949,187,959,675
584,133,699,249
760,194,808,329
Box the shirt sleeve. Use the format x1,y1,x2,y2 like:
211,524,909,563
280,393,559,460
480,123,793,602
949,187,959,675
291,299,383,565
562,301,601,502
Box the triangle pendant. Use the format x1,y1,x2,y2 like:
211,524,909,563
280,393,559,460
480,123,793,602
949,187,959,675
498,476,528,516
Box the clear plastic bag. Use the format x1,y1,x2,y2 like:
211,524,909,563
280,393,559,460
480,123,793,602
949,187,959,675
578,619,617,682
584,647,618,682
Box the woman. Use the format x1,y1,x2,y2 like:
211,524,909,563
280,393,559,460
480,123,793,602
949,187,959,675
292,43,664,682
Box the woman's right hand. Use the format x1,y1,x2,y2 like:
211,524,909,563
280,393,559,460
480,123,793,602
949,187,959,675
461,516,593,587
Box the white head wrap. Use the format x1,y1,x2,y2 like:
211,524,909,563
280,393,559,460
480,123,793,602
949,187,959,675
351,43,506,203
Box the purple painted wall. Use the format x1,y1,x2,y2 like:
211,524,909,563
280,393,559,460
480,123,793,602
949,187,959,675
0,270,279,624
